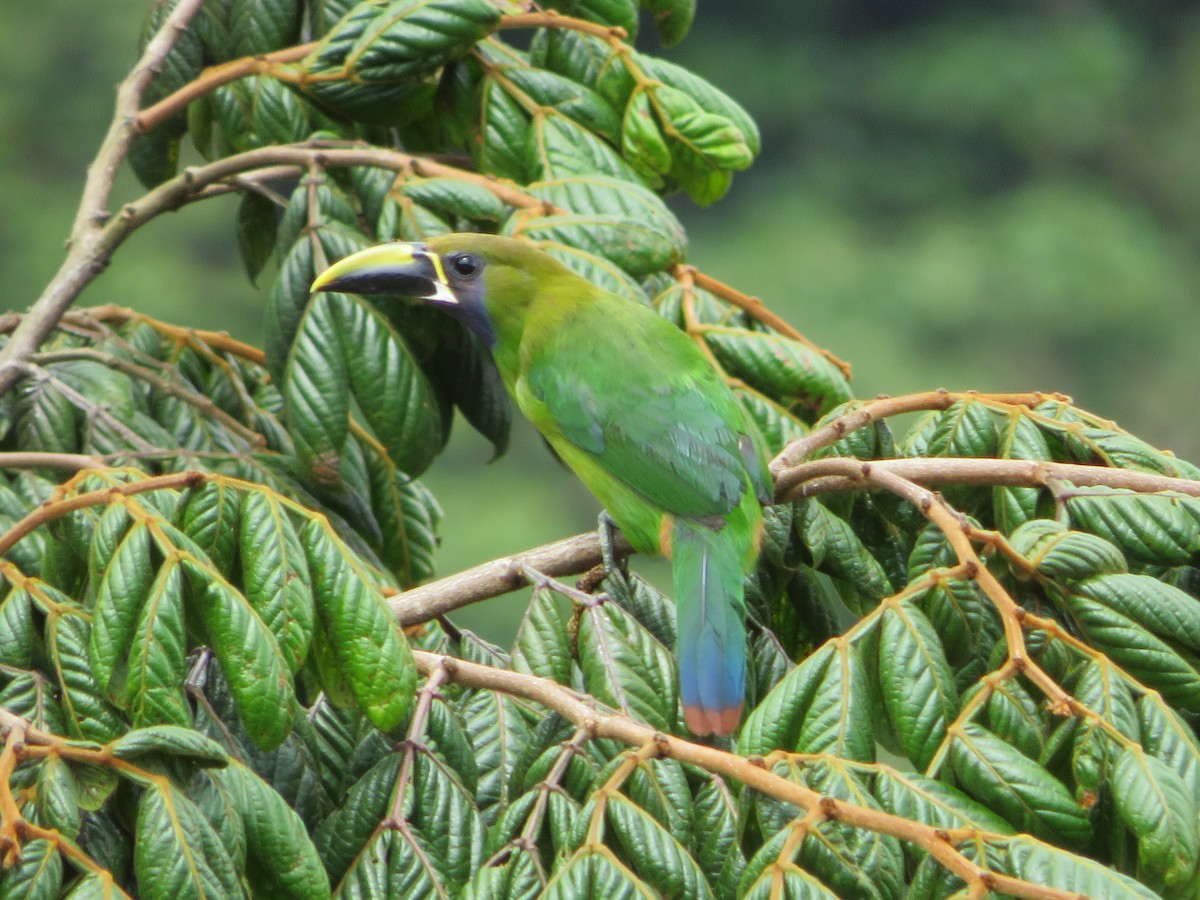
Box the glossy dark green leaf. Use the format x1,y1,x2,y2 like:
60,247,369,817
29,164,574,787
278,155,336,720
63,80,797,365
1066,487,1199,566
302,519,417,732
797,499,892,613
236,190,279,285
1112,747,1200,888
1075,572,1200,652
0,839,63,900
578,601,678,730
1138,692,1200,797
112,726,229,766
878,601,959,770
510,175,686,275
0,585,34,666
135,783,243,900
239,490,316,673
704,328,853,421
125,560,191,728
49,612,125,742
1069,659,1137,791
336,294,444,476
36,755,82,840
184,560,296,749
512,587,573,685
739,640,874,760
215,761,331,899
1004,835,1161,899
284,294,351,483
229,0,301,56
1008,519,1127,580
89,522,154,692
951,723,1090,845
542,847,654,899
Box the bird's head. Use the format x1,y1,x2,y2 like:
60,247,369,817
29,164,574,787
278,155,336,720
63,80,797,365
310,233,568,348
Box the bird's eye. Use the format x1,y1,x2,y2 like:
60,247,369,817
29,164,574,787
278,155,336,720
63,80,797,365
449,253,482,279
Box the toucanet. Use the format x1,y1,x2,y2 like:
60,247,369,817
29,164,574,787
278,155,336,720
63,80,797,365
312,234,769,735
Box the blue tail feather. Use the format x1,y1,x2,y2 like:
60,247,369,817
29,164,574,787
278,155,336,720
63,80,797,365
672,519,747,736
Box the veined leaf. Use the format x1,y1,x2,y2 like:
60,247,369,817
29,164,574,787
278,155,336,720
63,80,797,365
878,601,959,771
1065,487,1199,565
134,783,243,900
578,601,678,731
1008,519,1127,580
950,723,1090,845
301,520,417,732
125,560,190,728
1112,748,1200,888
90,523,155,693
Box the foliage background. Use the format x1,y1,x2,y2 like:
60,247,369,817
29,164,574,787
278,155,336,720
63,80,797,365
2,0,1199,645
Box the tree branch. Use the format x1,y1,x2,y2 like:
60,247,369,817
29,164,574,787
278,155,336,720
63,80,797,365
0,0,206,398
391,530,632,626
410,650,1080,900
774,455,1200,502
769,390,1068,476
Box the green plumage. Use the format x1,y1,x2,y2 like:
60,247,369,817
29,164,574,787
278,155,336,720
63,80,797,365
312,233,770,735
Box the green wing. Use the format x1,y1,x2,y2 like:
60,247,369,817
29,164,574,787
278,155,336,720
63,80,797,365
521,302,762,519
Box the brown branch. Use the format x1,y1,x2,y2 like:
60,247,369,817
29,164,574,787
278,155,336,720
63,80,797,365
135,43,315,134
0,452,105,471
0,471,205,560
390,530,633,626
769,390,1069,475
0,0,207,398
774,455,1200,503
411,650,1080,900
136,11,626,135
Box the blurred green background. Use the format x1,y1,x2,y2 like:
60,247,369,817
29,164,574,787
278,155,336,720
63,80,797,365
3,0,1199,642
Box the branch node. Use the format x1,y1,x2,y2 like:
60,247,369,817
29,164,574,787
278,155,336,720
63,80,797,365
962,560,979,580
747,755,767,769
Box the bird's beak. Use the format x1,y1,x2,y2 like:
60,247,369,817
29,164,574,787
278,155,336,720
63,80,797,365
310,242,459,307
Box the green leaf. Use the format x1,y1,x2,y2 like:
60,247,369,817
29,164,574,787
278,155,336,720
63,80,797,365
183,561,296,749
622,89,672,182
1004,835,1162,899
739,825,842,900
512,587,573,685
604,795,713,899
315,752,402,886
529,112,644,183
1058,588,1200,712
873,768,1013,833
125,560,191,728
285,294,351,483
693,776,745,898
399,177,509,224
578,601,678,731
180,481,242,573
135,783,243,900
36,755,82,840
301,520,417,732
797,499,893,613
215,762,332,900
0,839,63,900
1069,659,1137,791
703,328,853,421
459,688,533,824
229,0,302,56
637,55,759,156
1075,572,1200,653
89,522,154,692
950,723,1090,845
111,726,229,767
1112,747,1200,888
299,0,500,122
739,640,874,761
49,612,125,742
336,294,444,476
1008,519,1127,580
511,175,687,275
641,0,694,46
236,190,279,285
995,414,1053,530
542,847,656,899
878,601,959,770
0,586,34,666
1138,692,1200,796
239,490,316,673
1066,487,1200,565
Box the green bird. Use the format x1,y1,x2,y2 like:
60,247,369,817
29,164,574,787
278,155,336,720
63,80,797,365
311,234,770,735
